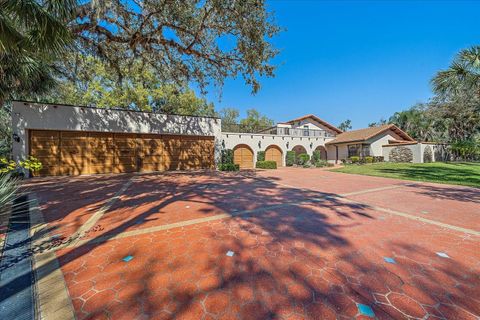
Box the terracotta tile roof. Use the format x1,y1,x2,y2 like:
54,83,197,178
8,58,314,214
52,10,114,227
280,114,343,134
325,124,415,145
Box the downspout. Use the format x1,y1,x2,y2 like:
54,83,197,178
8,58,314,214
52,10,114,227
335,145,338,164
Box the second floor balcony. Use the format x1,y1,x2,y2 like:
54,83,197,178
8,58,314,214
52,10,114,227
221,123,337,138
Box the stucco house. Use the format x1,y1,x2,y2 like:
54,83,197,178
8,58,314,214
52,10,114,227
12,101,442,176
222,114,443,168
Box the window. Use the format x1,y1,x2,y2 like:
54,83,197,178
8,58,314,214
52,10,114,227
348,144,360,157
303,125,309,136
348,144,370,157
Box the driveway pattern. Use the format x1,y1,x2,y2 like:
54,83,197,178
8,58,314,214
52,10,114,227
20,168,480,319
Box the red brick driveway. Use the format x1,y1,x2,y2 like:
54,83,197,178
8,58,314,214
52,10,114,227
24,168,480,319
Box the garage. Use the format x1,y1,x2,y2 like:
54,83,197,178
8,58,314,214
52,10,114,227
29,130,215,176
233,144,254,169
265,145,283,167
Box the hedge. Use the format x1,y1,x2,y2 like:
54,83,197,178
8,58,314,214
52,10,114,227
257,151,265,161
349,156,360,164
286,151,296,166
364,156,373,164
296,153,310,165
218,163,239,171
256,161,277,169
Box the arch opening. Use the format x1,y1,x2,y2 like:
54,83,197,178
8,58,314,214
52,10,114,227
233,144,254,169
292,145,307,156
314,146,327,160
265,145,283,167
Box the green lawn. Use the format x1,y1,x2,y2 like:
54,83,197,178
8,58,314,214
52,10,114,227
331,162,480,188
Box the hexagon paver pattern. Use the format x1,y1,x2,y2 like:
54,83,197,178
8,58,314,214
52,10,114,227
28,169,480,320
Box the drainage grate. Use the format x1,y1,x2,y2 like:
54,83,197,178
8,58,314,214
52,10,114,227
0,195,35,320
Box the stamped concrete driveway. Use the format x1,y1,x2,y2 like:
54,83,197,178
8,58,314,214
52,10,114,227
20,168,480,320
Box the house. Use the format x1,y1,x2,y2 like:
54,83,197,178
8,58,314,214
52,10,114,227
11,101,442,177
222,116,443,168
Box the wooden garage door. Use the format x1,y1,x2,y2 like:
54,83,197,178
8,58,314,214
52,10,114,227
137,134,165,172
265,145,283,167
30,130,215,176
233,145,254,169
30,130,60,176
163,135,215,170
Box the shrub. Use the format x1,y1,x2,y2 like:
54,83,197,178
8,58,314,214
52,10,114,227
257,151,265,161
296,153,310,165
373,156,384,163
221,149,234,164
286,151,296,166
326,162,335,167
218,163,239,171
0,158,16,174
312,150,321,163
0,156,42,174
314,159,328,167
0,173,19,216
364,156,373,164
349,156,360,164
255,161,277,169
302,163,311,168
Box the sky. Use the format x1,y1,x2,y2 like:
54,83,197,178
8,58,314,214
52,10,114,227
201,0,480,129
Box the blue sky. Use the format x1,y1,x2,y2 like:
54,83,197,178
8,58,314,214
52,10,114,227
201,0,480,129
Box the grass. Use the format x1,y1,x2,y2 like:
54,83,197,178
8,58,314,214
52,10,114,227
331,162,480,188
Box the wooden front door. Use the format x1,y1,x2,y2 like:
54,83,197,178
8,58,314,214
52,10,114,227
265,145,283,167
233,145,254,169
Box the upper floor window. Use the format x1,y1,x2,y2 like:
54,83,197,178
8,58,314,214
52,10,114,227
303,125,309,136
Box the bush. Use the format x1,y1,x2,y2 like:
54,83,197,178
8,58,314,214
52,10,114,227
286,151,296,166
256,161,277,169
296,153,310,165
364,156,373,164
0,156,42,174
218,163,239,171
302,163,311,168
373,156,384,163
314,159,328,167
326,162,335,167
257,151,265,161
349,156,360,164
0,173,19,216
312,150,321,163
221,149,234,164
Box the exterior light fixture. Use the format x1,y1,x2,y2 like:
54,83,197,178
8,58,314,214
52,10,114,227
286,142,289,149
13,133,20,143
310,142,313,149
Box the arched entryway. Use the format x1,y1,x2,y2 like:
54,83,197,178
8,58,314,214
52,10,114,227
265,145,283,167
233,144,254,169
315,145,327,160
292,145,307,156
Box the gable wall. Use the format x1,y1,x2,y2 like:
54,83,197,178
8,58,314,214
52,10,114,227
367,130,405,156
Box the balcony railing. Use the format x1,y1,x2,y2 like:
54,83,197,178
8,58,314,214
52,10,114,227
221,124,336,138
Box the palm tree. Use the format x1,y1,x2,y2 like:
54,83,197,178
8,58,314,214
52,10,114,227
432,46,480,97
0,0,76,103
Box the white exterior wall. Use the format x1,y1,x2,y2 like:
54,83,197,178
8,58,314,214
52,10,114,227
221,132,335,165
382,144,422,163
366,131,403,156
12,101,222,164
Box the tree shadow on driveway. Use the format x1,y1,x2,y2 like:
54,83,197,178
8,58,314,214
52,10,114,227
2,170,479,319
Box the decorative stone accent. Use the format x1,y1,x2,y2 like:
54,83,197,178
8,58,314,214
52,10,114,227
389,146,413,163
423,145,433,163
